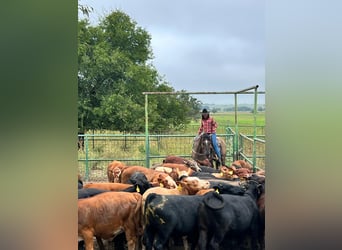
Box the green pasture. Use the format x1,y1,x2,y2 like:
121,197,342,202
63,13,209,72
185,111,265,135
84,111,265,135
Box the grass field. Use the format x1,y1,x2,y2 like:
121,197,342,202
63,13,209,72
185,111,265,135
84,111,265,135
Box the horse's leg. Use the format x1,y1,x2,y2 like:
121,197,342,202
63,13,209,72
210,147,220,170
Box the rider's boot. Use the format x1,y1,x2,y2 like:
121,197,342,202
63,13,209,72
217,159,222,167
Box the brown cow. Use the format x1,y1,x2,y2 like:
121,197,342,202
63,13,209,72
120,166,177,189
231,159,253,170
194,158,212,168
78,191,143,250
152,163,195,180
141,174,210,234
107,160,127,182
163,155,201,171
230,160,267,177
143,175,210,199
83,182,133,191
255,169,266,176
195,188,215,195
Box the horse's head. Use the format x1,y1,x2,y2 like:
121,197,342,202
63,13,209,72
200,133,212,157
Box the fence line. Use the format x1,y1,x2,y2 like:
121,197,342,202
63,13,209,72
78,127,265,181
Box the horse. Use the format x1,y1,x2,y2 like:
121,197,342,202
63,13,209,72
192,133,226,170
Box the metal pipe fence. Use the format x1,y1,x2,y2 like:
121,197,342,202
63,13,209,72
78,126,265,181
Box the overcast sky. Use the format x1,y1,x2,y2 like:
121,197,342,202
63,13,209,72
79,0,265,104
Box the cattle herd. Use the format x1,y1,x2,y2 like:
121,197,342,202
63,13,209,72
78,156,265,250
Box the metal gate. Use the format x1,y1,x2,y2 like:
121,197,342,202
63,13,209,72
78,126,265,181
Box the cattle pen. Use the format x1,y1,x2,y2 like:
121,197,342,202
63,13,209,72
78,85,265,182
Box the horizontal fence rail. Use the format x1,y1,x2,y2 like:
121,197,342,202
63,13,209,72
78,126,265,181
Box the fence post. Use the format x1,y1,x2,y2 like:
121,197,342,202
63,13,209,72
252,86,258,172
145,94,150,168
85,135,89,181
233,93,239,160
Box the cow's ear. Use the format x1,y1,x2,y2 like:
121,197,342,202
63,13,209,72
135,184,141,193
257,184,263,195
178,181,186,187
176,168,181,176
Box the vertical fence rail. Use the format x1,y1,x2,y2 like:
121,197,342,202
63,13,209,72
145,94,150,168
252,86,258,172
85,135,89,181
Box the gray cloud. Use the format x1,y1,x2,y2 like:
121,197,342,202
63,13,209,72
80,0,265,104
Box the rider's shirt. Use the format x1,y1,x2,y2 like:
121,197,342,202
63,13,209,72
198,117,218,135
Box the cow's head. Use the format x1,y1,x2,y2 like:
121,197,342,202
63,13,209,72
179,176,210,194
156,173,177,189
183,159,201,172
176,168,192,180
127,171,152,194
113,167,122,183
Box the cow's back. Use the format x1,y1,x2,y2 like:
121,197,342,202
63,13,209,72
121,166,153,183
83,182,132,191
78,191,142,250
144,193,205,249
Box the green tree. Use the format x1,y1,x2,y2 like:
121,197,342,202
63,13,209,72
78,10,201,133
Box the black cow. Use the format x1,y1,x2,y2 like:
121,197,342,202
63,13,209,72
125,171,153,194
143,193,206,250
78,179,83,189
78,132,84,151
249,174,265,249
211,181,246,195
197,179,262,250
78,188,108,199
190,171,217,179
198,165,221,173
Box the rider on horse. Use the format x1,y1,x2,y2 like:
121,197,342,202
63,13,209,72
198,109,222,166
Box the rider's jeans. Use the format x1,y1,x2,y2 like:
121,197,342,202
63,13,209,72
211,133,221,160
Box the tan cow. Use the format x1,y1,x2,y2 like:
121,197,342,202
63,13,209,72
120,165,177,189
152,163,195,181
162,155,201,171
107,160,127,182
142,175,210,214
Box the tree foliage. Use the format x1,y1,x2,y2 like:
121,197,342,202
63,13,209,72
78,10,201,133
78,1,93,17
